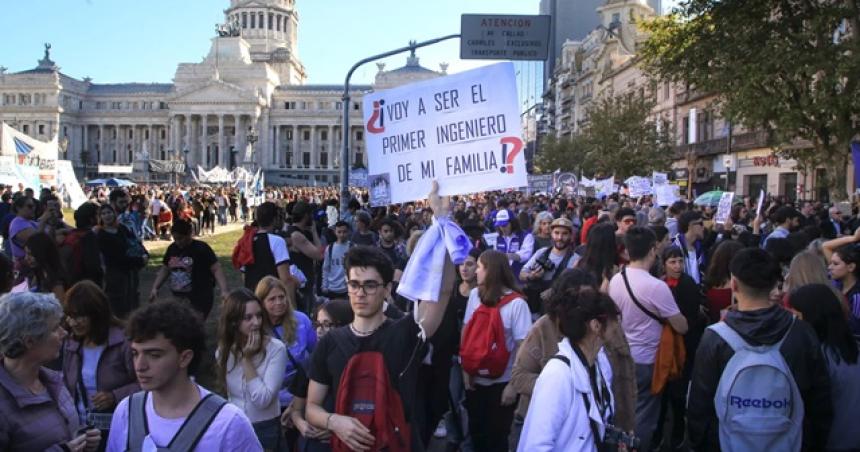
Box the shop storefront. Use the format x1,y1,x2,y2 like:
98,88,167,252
735,150,800,200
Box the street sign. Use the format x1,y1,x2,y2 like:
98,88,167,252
460,14,550,61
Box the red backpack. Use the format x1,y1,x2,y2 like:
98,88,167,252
460,292,522,378
331,334,410,452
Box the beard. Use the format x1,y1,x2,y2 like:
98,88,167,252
553,240,570,251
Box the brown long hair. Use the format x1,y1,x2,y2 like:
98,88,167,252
64,280,123,345
216,288,270,391
477,250,519,306
255,276,297,344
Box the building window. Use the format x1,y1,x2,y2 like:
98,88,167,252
111,102,121,110
355,152,364,165
320,152,328,167
259,13,264,28
159,102,168,109
356,131,363,141
353,102,360,110
303,130,310,140
161,129,166,140
250,13,256,28
302,152,310,167
285,101,296,110
63,126,68,137
321,131,328,141
145,130,149,140
22,125,29,134
663,83,670,100
242,13,247,28
112,149,117,161
268,13,273,29
128,129,133,139
38,125,45,135
300,101,308,110
335,101,343,110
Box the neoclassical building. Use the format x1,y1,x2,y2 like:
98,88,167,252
0,0,445,185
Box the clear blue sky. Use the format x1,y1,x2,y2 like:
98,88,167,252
0,0,676,108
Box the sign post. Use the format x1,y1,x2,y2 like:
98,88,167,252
460,15,551,61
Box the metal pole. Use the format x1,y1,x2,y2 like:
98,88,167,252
340,34,461,217
726,120,732,191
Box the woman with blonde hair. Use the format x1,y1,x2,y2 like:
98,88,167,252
786,250,841,297
255,276,317,415
216,288,287,451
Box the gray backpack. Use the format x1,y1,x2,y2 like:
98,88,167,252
126,391,227,452
710,319,803,452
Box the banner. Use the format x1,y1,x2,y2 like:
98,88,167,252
56,160,88,209
595,177,615,198
627,176,652,198
652,171,668,186
556,172,578,196
654,183,680,206
98,164,133,174
349,167,369,188
0,122,58,188
527,174,554,194
149,159,186,174
852,142,860,189
364,62,525,203
715,192,735,224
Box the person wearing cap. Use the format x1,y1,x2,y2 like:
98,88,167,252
492,209,534,283
520,217,579,314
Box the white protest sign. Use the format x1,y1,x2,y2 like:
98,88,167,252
654,183,679,206
652,171,668,186
364,62,525,204
755,189,765,217
595,177,615,198
483,232,499,249
628,176,653,198
715,192,735,224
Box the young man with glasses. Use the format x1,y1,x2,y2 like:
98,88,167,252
305,189,457,452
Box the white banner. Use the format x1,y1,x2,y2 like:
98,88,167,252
654,183,680,206
652,171,668,186
98,164,133,174
364,62,525,203
56,160,88,209
595,177,615,198
0,123,58,189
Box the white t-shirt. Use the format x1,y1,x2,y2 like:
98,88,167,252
106,385,262,452
150,199,164,216
76,345,105,422
463,288,532,386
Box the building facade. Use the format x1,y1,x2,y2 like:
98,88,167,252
0,0,445,185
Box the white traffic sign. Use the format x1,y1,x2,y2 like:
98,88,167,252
460,14,550,61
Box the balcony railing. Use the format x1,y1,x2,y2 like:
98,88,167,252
674,130,770,158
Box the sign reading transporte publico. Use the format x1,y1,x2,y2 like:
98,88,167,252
460,14,550,61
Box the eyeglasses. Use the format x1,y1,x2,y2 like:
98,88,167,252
313,321,335,330
347,280,383,295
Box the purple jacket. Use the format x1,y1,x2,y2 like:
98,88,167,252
0,364,80,451
61,326,139,412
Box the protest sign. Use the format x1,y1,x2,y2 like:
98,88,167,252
654,183,679,206
364,63,525,203
349,167,369,188
595,177,615,198
1,122,58,189
556,172,578,196
715,192,735,224
56,160,88,209
527,174,554,194
755,189,765,217
652,171,668,186
627,176,652,198
368,173,392,206
483,232,499,249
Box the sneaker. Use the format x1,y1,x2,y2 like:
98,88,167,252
433,421,447,439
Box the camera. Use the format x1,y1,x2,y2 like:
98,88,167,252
603,425,640,451
535,250,556,273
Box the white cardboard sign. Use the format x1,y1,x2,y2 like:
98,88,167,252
363,62,525,204
715,192,735,224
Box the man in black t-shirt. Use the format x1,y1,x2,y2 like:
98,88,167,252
306,186,456,452
149,220,228,318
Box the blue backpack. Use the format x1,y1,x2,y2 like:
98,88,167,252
710,319,803,452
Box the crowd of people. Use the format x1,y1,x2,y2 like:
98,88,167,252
0,179,859,452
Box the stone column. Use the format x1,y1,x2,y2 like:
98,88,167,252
147,125,153,159
200,114,209,167
260,112,270,171
98,125,105,164
237,115,247,165
185,115,194,167
328,125,335,169
115,125,123,164
293,125,301,168
272,124,279,167
309,125,316,169
218,115,226,168
82,125,89,163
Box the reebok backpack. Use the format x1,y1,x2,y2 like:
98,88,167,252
331,334,410,452
710,320,803,452
460,292,522,378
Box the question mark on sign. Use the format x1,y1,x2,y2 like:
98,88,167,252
499,136,524,174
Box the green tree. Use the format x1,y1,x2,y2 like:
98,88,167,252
578,91,675,180
639,0,860,198
533,134,589,174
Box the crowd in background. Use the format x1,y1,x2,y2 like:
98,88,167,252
0,180,858,451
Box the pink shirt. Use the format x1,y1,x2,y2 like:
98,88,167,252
608,267,680,364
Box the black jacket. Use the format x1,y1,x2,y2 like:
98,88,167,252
687,305,832,452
